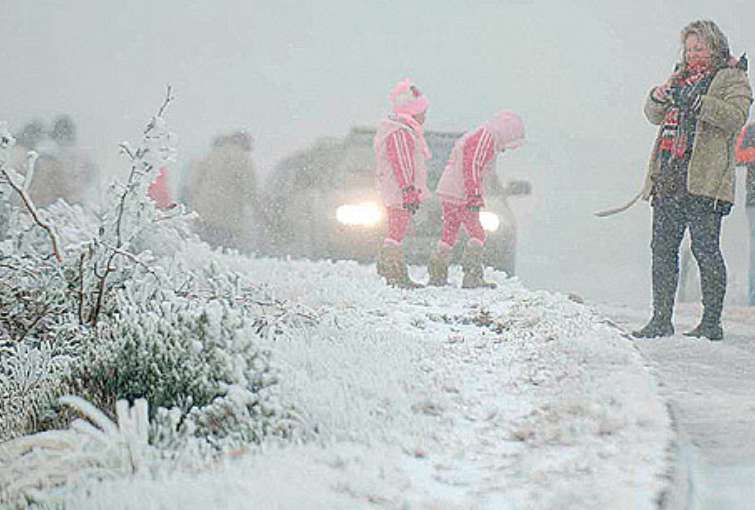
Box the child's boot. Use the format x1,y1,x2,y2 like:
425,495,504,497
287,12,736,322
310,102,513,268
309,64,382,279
381,243,423,289
427,245,451,287
461,242,496,289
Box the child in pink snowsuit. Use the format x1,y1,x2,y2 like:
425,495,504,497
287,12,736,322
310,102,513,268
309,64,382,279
373,78,432,288
429,111,525,288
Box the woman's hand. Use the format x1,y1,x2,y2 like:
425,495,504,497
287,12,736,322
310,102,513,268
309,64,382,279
652,84,671,102
652,71,679,102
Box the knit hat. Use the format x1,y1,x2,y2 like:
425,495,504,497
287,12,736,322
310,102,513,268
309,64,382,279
486,111,525,151
389,78,430,117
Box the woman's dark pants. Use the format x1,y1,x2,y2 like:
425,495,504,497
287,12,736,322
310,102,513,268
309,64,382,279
651,196,727,325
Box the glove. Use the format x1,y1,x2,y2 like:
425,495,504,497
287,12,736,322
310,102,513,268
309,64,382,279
466,194,484,211
402,185,421,214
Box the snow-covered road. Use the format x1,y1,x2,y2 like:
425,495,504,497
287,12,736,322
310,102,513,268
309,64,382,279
604,303,755,510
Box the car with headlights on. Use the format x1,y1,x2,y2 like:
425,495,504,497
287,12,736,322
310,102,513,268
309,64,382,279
258,127,530,275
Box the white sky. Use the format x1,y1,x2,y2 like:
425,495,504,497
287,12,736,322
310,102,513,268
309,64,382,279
2,0,754,305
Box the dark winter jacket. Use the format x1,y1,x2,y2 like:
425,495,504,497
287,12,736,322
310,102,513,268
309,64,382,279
643,66,753,205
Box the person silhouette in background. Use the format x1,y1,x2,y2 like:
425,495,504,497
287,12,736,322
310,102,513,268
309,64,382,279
736,121,755,306
147,165,175,210
184,131,257,252
14,120,45,157
28,114,98,208
7,119,45,184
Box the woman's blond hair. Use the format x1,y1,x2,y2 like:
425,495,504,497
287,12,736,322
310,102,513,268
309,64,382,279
680,20,731,72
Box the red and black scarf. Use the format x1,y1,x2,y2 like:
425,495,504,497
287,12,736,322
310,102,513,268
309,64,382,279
658,68,715,160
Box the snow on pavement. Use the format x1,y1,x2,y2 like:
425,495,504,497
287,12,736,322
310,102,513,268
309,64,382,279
602,303,755,510
52,256,672,509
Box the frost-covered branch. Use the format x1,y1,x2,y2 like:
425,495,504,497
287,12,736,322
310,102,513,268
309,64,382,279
89,254,115,326
88,84,176,326
77,252,86,325
153,84,174,126
22,150,38,193
0,166,63,263
97,239,159,280
0,262,37,277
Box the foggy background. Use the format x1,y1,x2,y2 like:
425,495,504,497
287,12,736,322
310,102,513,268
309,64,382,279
2,0,753,308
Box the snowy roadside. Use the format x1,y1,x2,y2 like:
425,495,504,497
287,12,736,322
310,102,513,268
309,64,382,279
43,252,673,510
601,302,755,510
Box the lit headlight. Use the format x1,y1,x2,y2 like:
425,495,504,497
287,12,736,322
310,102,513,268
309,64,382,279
479,211,500,232
336,201,383,227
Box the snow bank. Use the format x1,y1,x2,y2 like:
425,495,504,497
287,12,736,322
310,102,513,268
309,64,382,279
28,256,672,510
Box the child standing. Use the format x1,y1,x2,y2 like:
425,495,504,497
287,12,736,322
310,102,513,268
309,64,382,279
429,111,525,288
373,78,432,288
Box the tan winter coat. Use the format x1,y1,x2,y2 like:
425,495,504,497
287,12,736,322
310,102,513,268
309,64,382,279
642,67,753,204
187,142,256,237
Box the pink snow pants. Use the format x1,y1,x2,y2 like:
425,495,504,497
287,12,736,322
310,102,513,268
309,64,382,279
440,201,486,248
384,207,411,245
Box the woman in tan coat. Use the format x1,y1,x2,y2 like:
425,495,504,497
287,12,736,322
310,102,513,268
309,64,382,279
633,20,752,341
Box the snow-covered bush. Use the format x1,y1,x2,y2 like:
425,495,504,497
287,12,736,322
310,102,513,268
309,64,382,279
1,92,180,441
70,281,298,451
0,249,83,443
1,91,304,454
0,256,72,344
70,290,221,419
0,340,77,442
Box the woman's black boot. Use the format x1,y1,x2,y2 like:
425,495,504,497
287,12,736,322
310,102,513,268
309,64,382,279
632,317,675,338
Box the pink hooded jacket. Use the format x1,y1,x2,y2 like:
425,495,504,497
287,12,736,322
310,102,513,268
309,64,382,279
374,117,430,208
436,111,524,205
